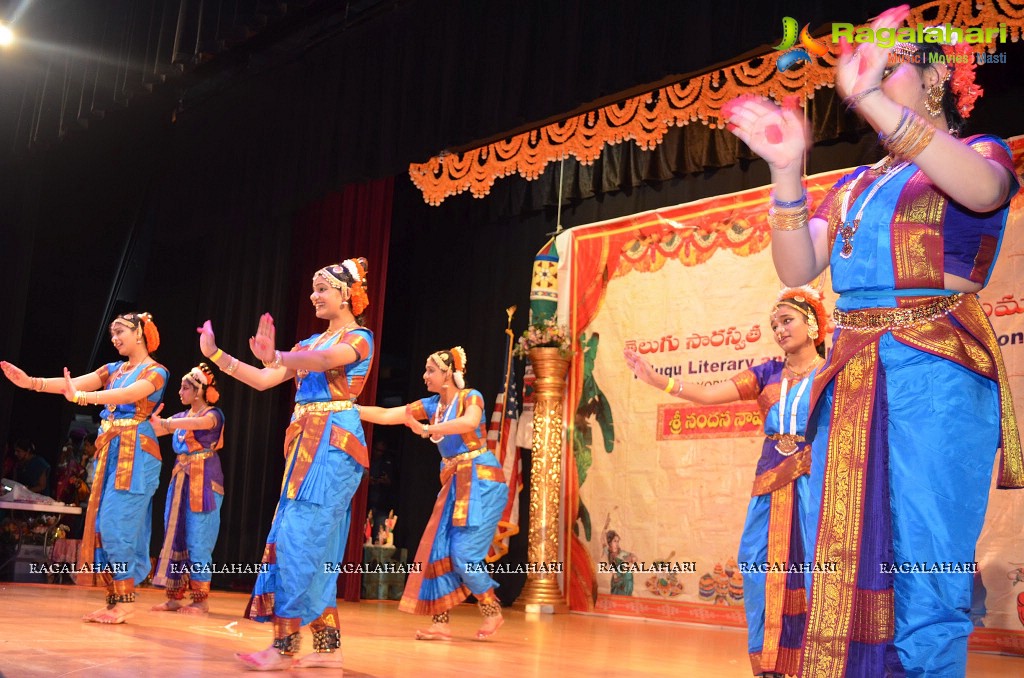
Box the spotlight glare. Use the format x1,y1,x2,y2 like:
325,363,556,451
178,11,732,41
0,24,14,47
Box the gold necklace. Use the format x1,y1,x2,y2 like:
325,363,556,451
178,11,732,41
837,159,909,259
784,356,822,381
430,395,457,444
114,358,148,380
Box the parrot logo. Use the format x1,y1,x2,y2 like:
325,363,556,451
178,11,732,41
774,17,828,72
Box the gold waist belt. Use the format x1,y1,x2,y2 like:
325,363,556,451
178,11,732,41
293,399,355,417
767,433,805,443
441,447,486,472
101,417,146,431
833,293,962,331
178,449,216,460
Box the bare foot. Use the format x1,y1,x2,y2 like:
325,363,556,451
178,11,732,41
81,605,108,622
235,646,294,671
476,614,504,640
178,601,209,616
151,600,184,612
414,622,452,641
83,603,134,624
294,651,344,669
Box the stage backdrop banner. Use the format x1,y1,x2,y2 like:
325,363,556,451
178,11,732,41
555,136,1024,654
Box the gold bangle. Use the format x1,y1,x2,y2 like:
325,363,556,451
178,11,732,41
884,112,935,161
210,348,224,364
767,206,809,231
663,377,675,394
74,390,86,406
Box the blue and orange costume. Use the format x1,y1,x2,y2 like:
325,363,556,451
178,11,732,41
245,326,373,649
401,388,507,618
800,133,1022,676
152,402,225,604
76,360,168,603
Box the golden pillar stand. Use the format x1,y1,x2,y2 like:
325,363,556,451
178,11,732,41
515,347,570,613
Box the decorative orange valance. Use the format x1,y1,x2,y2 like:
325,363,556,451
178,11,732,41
410,0,1024,206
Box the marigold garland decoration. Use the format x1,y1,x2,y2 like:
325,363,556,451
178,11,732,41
410,0,1024,206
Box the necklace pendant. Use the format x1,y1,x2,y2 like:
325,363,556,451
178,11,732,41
838,219,859,259
774,435,799,456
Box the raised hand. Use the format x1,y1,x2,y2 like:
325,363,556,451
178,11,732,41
249,313,277,364
835,5,910,100
623,348,659,387
62,367,76,403
196,321,218,358
722,95,810,171
0,361,31,389
149,403,165,429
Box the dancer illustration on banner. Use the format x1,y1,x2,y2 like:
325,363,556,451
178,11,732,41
599,510,638,596
724,5,1022,675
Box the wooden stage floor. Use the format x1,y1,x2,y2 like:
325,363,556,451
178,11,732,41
0,583,1020,677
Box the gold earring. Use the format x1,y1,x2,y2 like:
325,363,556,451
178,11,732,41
807,315,820,341
924,82,944,117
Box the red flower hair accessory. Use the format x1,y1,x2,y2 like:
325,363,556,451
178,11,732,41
942,42,983,118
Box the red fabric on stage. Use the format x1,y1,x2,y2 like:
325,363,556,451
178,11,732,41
290,177,394,602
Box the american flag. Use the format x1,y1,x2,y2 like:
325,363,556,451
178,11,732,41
485,316,522,563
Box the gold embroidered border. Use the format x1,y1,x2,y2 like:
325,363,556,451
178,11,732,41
311,606,339,631
273,616,301,636
153,472,188,588
784,585,807,616
731,369,760,401
801,343,878,677
757,383,782,421
891,171,945,288
949,297,1024,488
849,589,895,645
751,449,810,497
247,591,275,619
761,482,794,671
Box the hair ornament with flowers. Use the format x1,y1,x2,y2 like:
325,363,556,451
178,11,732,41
429,346,468,389
775,285,828,347
941,42,982,118
313,258,370,316
113,311,160,352
345,257,370,316
450,345,467,389
184,362,219,404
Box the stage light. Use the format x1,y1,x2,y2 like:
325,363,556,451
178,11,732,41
0,23,14,47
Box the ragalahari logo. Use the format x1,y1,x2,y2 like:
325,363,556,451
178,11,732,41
774,17,829,71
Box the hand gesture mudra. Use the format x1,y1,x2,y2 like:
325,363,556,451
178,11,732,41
149,403,165,429
0,361,31,389
196,321,218,358
624,348,658,387
62,367,76,403
722,95,809,171
834,5,910,100
249,313,277,364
